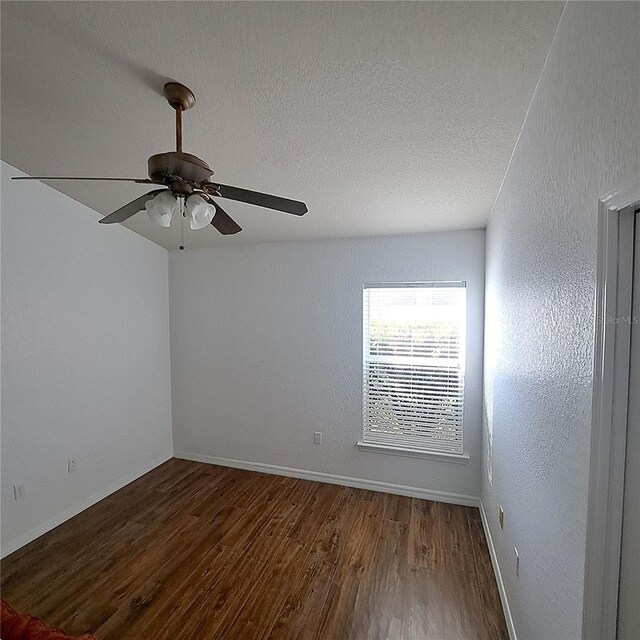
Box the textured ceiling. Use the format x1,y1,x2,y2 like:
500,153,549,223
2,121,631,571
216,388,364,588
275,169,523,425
1,1,563,249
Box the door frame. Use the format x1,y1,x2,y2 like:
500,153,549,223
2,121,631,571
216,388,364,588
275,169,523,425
583,186,640,640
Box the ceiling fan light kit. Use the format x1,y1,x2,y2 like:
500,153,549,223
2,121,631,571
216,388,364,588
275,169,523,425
186,194,216,230
11,82,308,249
144,191,215,232
145,190,177,228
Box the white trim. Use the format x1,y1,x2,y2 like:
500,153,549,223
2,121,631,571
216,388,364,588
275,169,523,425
583,191,640,640
364,280,466,289
480,502,517,640
174,451,480,507
356,440,470,464
0,451,173,559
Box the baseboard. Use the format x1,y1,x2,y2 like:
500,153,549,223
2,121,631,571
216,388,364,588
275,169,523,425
174,451,480,507
1,451,173,558
479,501,517,640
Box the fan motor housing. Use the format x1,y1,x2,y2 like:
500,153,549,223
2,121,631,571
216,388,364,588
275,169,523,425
147,152,214,188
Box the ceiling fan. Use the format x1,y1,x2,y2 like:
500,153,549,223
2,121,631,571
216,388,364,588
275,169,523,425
12,82,308,248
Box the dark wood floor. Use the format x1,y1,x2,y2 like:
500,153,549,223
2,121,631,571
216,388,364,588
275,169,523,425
1,459,507,639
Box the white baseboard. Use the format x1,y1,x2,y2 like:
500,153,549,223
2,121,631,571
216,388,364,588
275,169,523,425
479,501,517,640
174,451,480,507
1,451,173,558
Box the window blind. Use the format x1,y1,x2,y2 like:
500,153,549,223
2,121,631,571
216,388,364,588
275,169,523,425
362,282,466,455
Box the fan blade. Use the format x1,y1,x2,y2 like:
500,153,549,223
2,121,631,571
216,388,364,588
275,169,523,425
98,190,166,225
12,176,154,183
214,183,308,216
210,201,242,235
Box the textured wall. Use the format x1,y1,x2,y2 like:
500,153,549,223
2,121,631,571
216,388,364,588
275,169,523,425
170,230,485,497
482,3,640,639
1,162,173,554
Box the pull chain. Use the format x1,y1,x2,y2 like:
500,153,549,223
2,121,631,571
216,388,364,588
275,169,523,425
178,195,185,250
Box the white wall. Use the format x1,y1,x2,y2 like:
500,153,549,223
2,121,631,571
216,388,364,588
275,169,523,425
482,3,640,639
1,162,173,556
169,230,484,499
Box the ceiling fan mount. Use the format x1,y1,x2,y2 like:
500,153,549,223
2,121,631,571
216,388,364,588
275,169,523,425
163,81,196,112
12,81,308,243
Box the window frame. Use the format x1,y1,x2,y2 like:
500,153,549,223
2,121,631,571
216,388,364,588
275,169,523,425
357,281,470,463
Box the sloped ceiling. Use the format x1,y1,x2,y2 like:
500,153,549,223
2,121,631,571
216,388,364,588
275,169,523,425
1,1,563,249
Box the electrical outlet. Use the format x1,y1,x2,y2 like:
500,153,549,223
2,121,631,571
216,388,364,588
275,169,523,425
13,484,25,501
499,505,504,529
514,546,520,576
68,458,78,474
313,432,323,445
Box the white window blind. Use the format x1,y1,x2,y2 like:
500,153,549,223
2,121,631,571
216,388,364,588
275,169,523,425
362,282,466,455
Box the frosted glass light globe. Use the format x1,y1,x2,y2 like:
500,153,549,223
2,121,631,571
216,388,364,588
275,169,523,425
145,191,177,228
186,194,216,230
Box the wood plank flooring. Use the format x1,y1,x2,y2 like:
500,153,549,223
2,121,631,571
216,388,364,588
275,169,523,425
1,459,508,639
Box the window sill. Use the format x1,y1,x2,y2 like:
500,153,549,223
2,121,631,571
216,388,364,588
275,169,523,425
356,441,470,464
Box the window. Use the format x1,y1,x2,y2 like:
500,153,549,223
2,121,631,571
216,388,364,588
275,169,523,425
361,282,466,456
